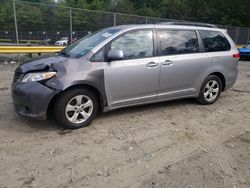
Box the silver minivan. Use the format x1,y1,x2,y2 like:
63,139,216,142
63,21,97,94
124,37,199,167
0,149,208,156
12,23,239,129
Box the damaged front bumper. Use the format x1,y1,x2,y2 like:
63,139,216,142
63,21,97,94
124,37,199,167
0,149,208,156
12,81,59,121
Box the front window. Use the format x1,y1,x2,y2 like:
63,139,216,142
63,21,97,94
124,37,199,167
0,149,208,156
110,30,154,60
91,49,104,62
60,28,120,58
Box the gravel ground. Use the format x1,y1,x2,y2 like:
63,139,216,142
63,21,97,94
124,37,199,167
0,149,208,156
0,61,249,188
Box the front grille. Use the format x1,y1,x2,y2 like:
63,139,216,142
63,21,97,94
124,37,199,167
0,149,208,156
12,71,23,86
240,52,250,55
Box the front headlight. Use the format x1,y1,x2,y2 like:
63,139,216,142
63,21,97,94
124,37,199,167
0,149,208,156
21,71,56,83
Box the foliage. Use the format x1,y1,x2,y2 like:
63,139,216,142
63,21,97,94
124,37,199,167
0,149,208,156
0,0,250,34
59,0,250,27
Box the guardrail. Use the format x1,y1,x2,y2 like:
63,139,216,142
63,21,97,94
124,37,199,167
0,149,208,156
0,45,245,54
236,45,245,49
0,46,65,53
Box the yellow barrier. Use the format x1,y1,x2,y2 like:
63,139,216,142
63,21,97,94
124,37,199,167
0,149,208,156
236,45,245,49
0,45,246,53
0,46,65,53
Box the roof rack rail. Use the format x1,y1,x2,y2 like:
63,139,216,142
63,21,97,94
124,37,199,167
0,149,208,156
158,21,218,28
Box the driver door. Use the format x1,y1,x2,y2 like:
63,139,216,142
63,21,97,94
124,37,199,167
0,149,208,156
104,29,161,108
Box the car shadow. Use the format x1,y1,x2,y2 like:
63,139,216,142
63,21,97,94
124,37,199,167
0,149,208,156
240,57,250,61
11,98,198,132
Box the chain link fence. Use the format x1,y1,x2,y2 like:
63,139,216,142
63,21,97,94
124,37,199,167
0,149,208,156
1,0,250,46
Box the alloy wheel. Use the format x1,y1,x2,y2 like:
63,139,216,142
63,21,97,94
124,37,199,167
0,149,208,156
203,80,219,102
65,95,93,124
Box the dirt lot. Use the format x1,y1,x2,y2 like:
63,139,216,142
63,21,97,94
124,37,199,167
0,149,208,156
0,60,249,188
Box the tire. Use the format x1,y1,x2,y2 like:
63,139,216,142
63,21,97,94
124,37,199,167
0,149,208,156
197,75,222,105
54,88,99,129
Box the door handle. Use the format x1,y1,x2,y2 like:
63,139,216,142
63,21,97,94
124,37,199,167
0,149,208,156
162,60,173,66
147,61,158,68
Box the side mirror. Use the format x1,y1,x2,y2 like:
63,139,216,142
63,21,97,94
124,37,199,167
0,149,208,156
107,49,124,61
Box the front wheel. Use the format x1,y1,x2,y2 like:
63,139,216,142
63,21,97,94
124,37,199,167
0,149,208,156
197,75,222,105
54,88,99,129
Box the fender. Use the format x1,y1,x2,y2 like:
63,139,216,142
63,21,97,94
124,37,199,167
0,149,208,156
46,67,108,108
195,64,226,93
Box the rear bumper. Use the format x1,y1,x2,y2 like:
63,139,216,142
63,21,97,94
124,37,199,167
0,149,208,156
12,82,58,121
224,67,238,91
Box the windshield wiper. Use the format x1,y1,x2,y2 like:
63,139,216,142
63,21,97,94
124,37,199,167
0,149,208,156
59,51,70,57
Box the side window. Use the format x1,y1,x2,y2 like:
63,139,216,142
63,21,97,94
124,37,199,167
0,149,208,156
111,30,153,60
159,30,199,56
91,49,104,62
199,30,231,52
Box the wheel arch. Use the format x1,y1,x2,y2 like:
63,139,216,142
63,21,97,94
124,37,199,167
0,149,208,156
208,72,226,91
47,83,106,119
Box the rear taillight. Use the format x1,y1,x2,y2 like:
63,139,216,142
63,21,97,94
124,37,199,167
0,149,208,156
233,53,240,59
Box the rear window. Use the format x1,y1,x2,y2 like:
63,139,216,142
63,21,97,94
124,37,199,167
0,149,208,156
199,30,231,52
158,30,199,56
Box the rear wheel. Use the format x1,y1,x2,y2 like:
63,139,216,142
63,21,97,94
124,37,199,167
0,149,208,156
197,75,222,105
54,88,99,129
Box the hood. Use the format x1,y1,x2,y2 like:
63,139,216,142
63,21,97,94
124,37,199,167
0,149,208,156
239,48,250,52
16,54,68,73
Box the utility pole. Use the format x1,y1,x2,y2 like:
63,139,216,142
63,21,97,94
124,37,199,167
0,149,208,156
13,0,19,45
69,7,73,43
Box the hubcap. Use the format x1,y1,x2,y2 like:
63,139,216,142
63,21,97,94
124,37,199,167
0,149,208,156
203,80,219,102
65,95,93,124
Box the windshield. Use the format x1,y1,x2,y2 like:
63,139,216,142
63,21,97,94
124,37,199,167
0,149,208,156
60,28,120,58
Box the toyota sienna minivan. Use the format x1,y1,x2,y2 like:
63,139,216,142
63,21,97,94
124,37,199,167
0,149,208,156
12,22,239,129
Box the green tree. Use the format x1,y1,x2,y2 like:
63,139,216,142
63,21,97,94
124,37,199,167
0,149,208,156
1,0,250,32
87,0,107,10
109,0,134,14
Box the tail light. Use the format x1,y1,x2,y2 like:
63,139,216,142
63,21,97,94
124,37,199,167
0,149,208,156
233,53,240,59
